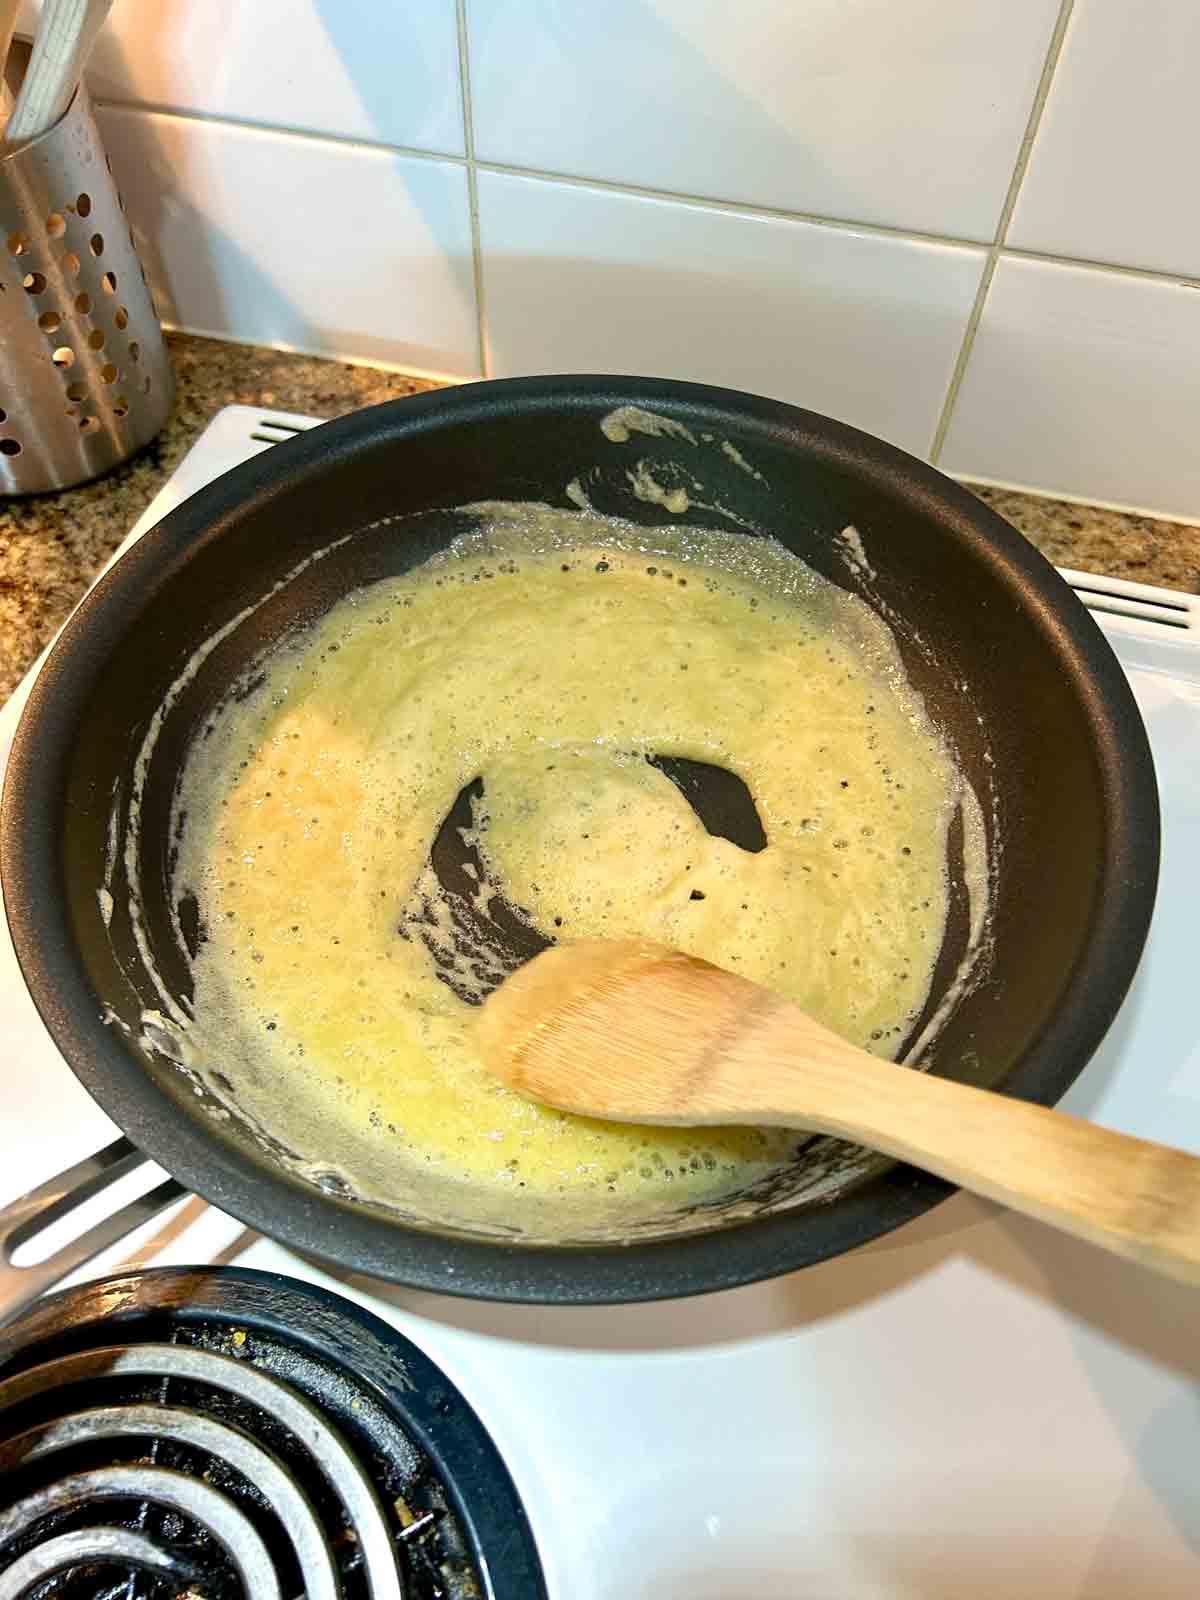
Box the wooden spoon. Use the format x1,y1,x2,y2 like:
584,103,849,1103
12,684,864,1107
478,939,1200,1285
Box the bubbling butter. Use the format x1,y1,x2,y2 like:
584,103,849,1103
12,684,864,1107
167,505,984,1217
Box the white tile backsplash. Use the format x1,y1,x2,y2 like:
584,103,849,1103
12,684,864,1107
8,0,1198,521
89,0,465,157
940,257,1200,521
98,109,480,378
1009,0,1200,278
478,172,985,457
467,0,1062,242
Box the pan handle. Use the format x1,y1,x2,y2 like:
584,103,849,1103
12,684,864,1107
0,1137,188,1330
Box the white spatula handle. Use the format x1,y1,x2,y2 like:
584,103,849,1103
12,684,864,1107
6,0,112,144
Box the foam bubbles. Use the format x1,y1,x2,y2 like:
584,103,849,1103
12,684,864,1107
165,504,983,1223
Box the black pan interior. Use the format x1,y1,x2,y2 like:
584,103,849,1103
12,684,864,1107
0,377,1159,1302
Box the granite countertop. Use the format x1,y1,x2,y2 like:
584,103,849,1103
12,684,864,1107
2,333,1199,703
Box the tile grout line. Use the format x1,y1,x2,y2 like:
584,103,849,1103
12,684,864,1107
928,0,1077,465
1002,244,1200,291
953,471,1200,532
158,320,474,385
469,158,986,250
94,97,473,166
455,0,489,379
93,93,1200,290
99,51,1200,311
100,88,1200,290
92,96,984,250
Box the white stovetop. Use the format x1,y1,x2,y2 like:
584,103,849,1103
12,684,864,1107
3,407,1200,1600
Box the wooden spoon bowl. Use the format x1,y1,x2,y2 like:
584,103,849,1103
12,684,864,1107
480,939,1200,1285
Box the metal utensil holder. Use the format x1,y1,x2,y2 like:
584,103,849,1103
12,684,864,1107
1,40,173,494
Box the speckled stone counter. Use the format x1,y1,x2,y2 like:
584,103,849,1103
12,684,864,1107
967,484,1200,595
0,336,440,702
3,333,1199,703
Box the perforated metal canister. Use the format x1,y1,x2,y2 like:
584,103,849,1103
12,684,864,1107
1,42,173,494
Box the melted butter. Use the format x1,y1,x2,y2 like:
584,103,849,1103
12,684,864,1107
168,505,980,1217
627,460,690,514
600,405,697,446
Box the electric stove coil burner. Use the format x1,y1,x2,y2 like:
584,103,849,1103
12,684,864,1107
0,1267,545,1600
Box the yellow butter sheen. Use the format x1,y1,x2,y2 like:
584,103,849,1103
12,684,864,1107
172,506,970,1212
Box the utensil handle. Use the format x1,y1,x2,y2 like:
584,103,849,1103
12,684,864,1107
732,1006,1200,1286
5,0,112,144
0,1136,187,1329
0,0,21,120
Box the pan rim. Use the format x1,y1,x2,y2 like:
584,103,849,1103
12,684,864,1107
0,374,1160,1303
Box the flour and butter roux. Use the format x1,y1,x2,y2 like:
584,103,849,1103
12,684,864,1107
166,504,986,1219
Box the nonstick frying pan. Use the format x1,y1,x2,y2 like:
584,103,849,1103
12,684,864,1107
0,376,1160,1308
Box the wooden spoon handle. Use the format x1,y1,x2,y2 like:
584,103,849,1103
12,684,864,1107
482,941,1200,1286
716,1001,1200,1286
